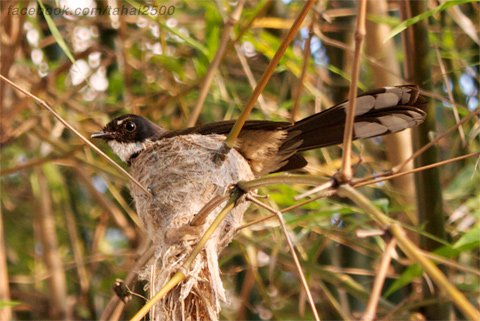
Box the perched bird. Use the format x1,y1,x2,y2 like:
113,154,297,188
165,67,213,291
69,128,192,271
92,85,426,321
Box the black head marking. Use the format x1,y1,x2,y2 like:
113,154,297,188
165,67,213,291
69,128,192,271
92,114,163,143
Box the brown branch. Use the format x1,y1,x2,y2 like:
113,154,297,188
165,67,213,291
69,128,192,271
361,239,397,321
354,152,479,188
100,246,155,321
187,0,246,126
291,19,315,122
247,195,321,321
0,74,152,196
64,208,90,298
338,0,367,182
224,0,316,149
33,167,70,319
393,106,480,173
234,44,269,113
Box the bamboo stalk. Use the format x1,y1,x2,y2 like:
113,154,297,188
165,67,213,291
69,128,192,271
401,4,450,316
33,167,70,319
365,0,417,224
338,0,367,182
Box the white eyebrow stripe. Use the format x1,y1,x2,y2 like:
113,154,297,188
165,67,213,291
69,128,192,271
117,119,126,126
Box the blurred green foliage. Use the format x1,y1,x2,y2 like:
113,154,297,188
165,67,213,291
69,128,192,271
0,0,478,320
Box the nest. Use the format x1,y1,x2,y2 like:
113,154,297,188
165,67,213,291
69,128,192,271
129,134,254,321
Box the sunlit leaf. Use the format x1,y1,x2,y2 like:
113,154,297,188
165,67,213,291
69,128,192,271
385,0,477,42
453,227,480,250
384,264,422,297
37,0,76,63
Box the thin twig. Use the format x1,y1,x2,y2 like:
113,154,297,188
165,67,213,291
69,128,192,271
338,0,367,182
0,152,76,176
315,280,355,321
224,0,316,149
393,108,479,173
187,0,246,126
291,19,315,122
100,246,155,321
433,45,466,145
338,185,480,321
237,212,277,231
391,222,480,321
423,251,480,277
247,195,321,321
294,180,334,200
242,150,477,230
190,195,229,226
0,74,152,196
354,152,480,189
234,43,268,113
361,239,397,321
237,174,329,191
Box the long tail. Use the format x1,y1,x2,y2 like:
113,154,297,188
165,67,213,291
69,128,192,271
276,85,427,172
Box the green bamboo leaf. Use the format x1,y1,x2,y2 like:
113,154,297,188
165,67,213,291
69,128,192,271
367,14,400,28
0,300,21,308
328,65,367,90
37,0,76,63
453,227,480,250
385,0,477,42
384,264,422,297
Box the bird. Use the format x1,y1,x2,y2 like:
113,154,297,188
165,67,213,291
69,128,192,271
91,85,426,321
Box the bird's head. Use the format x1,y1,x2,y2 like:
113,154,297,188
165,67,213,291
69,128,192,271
91,114,164,163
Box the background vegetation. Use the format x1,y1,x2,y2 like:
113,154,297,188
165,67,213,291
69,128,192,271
1,0,478,320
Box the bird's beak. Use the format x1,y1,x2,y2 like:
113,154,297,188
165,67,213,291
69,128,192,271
91,131,114,140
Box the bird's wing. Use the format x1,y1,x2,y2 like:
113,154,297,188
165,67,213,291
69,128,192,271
160,85,426,175
274,85,426,173
160,120,291,138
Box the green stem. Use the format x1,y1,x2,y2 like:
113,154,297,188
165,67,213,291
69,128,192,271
238,174,330,191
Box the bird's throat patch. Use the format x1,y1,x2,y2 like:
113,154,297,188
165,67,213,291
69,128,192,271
108,140,145,163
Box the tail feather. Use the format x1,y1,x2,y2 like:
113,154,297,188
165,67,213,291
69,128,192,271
284,85,426,152
275,85,426,172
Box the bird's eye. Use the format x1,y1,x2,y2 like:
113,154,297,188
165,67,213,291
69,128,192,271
124,121,136,132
